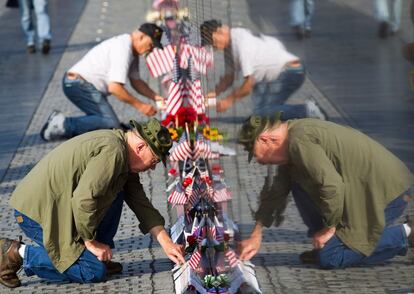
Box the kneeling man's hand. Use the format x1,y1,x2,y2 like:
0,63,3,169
150,226,185,265
312,227,336,249
238,223,263,261
84,240,113,261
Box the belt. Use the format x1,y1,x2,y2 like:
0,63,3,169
66,72,85,81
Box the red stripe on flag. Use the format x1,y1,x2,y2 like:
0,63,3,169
188,250,201,270
225,249,238,268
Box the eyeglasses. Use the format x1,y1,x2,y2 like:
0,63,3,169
147,143,161,165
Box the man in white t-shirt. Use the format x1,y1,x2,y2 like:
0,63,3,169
41,23,165,141
200,20,325,120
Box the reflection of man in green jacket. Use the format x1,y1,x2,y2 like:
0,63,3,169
0,118,184,288
237,113,414,269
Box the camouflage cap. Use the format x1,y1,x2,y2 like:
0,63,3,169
130,118,172,166
238,112,283,162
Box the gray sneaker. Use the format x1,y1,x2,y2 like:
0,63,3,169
40,110,67,141
305,99,326,120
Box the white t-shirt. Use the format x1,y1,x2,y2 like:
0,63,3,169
69,34,141,94
230,28,299,82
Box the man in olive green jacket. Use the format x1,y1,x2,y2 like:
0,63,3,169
238,114,414,269
0,118,185,288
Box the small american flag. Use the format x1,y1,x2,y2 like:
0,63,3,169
188,184,202,207
179,41,191,69
188,250,201,270
190,45,214,74
171,54,180,83
187,56,200,82
208,224,216,240
167,183,187,205
213,187,231,203
225,249,238,268
215,226,225,242
183,167,196,197
192,134,219,161
196,226,207,244
166,79,183,115
188,79,205,115
169,133,191,161
145,44,175,78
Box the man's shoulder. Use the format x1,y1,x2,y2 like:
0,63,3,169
97,34,131,50
67,129,127,151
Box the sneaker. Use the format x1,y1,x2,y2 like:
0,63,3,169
304,28,312,38
27,45,36,54
40,110,67,141
305,99,326,120
405,216,414,247
0,237,23,288
103,260,123,275
299,249,319,264
292,25,304,40
378,21,389,38
41,39,51,55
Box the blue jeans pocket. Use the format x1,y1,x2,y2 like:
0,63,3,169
14,210,43,246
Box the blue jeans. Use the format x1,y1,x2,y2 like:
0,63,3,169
291,184,410,269
373,0,402,32
18,0,51,46
62,75,120,137
251,65,307,119
290,0,315,30
14,192,124,283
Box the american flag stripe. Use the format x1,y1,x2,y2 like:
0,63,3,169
179,43,191,69
153,49,168,74
190,46,213,74
225,249,238,268
188,250,201,270
145,45,175,77
146,50,164,77
213,188,231,202
169,133,191,161
167,185,187,205
188,186,202,207
188,79,205,114
169,141,191,161
196,227,207,244
166,80,183,115
208,226,216,240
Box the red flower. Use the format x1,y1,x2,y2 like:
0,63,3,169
224,233,230,242
212,164,221,173
182,177,193,187
187,235,197,245
204,176,212,185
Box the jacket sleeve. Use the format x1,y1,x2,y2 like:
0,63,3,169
290,138,345,228
123,173,165,234
71,147,124,241
255,165,291,227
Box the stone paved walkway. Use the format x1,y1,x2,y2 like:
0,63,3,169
0,0,413,293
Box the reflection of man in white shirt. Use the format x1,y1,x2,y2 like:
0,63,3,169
200,20,325,120
41,23,166,141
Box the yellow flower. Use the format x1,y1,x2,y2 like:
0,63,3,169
169,128,178,141
203,127,211,139
209,128,219,141
210,129,219,136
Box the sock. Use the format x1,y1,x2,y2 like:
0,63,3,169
403,223,412,237
18,244,26,259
